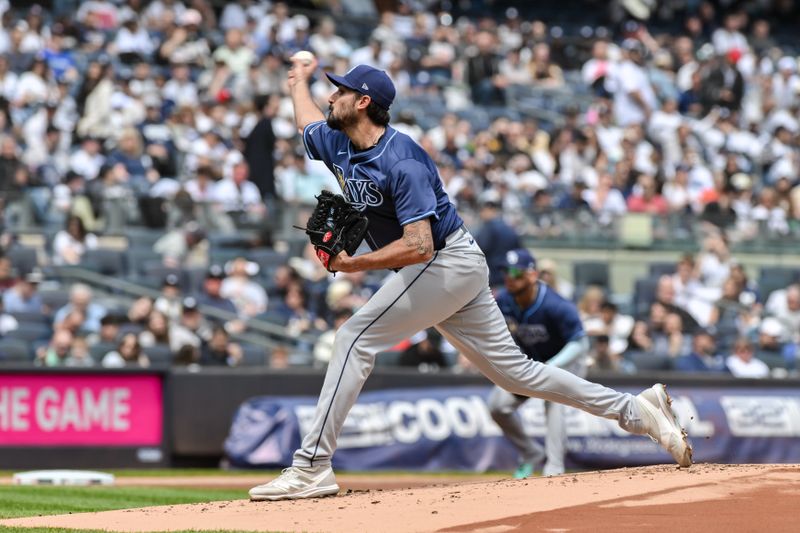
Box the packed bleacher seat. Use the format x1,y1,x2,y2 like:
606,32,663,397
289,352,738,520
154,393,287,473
0,0,798,376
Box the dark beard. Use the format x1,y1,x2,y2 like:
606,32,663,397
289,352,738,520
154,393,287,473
326,106,355,130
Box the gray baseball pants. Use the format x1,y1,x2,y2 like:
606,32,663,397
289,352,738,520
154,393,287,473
489,357,587,476
293,227,647,468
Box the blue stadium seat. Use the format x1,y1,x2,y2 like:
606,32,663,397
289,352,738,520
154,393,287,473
240,345,268,366
90,342,117,361
248,249,289,269
38,289,71,313
143,344,173,367
375,350,404,367
0,338,32,363
632,277,660,318
126,248,163,277
6,246,38,275
648,262,677,277
623,350,672,371
4,323,52,343
758,267,800,302
81,249,127,277
573,261,610,290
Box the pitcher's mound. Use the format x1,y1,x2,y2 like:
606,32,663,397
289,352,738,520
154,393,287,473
2,464,797,532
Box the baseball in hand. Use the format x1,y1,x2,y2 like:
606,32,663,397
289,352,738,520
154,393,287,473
291,50,316,66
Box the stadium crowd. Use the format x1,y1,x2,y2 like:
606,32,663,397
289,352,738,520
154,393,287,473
0,0,799,377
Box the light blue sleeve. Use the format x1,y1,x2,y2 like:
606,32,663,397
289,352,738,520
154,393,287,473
547,336,590,368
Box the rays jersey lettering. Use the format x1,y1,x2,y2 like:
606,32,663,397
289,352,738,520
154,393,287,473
496,282,585,363
332,163,384,210
302,121,462,250
348,179,384,209
510,322,550,346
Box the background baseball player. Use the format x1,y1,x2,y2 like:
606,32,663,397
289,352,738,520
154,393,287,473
248,55,691,502
490,249,589,478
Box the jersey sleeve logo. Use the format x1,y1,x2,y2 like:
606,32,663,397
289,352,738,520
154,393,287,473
332,163,346,192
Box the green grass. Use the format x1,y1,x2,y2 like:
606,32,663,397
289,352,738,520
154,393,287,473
0,486,246,520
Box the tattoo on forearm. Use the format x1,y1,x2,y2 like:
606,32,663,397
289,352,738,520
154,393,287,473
403,221,433,256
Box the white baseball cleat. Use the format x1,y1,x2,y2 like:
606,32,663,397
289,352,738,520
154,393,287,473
249,465,339,501
636,383,693,468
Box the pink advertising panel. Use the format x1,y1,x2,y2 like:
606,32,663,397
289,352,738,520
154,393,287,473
0,374,163,446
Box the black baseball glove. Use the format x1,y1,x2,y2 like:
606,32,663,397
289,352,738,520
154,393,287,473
297,191,369,271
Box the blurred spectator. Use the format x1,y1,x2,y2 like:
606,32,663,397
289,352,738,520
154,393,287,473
754,317,794,370
583,172,627,224
169,296,211,354
0,255,15,290
87,313,122,346
138,309,171,347
654,275,701,332
582,39,612,97
213,28,255,76
466,31,504,105
220,258,268,318
577,285,605,323
671,254,702,310
398,329,448,370
35,329,93,367
199,325,243,367
474,193,521,287
51,214,98,265
697,233,733,289
157,9,209,68
588,335,634,373
764,283,800,341
708,276,750,354
243,94,278,201
656,312,692,359
154,273,183,322
184,165,217,203
102,332,151,368
275,284,323,338
309,17,349,65
674,329,728,372
613,39,657,127
2,269,43,314
209,160,265,216
153,222,209,268
68,336,95,367
106,127,155,186
313,308,352,368
269,344,290,369
626,173,668,215
537,258,574,300
530,43,563,88
196,264,237,315
0,297,19,336
726,337,769,378
583,300,634,356
53,283,106,333
702,50,744,111
125,296,153,331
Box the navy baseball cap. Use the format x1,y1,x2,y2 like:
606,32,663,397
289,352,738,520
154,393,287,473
502,249,537,271
326,65,396,110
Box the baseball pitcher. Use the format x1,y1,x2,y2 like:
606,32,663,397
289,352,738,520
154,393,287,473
248,57,691,501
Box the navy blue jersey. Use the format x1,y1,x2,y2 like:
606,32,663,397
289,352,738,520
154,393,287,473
495,282,585,363
302,121,463,250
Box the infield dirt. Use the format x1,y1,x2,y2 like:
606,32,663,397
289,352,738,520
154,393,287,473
2,464,797,532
